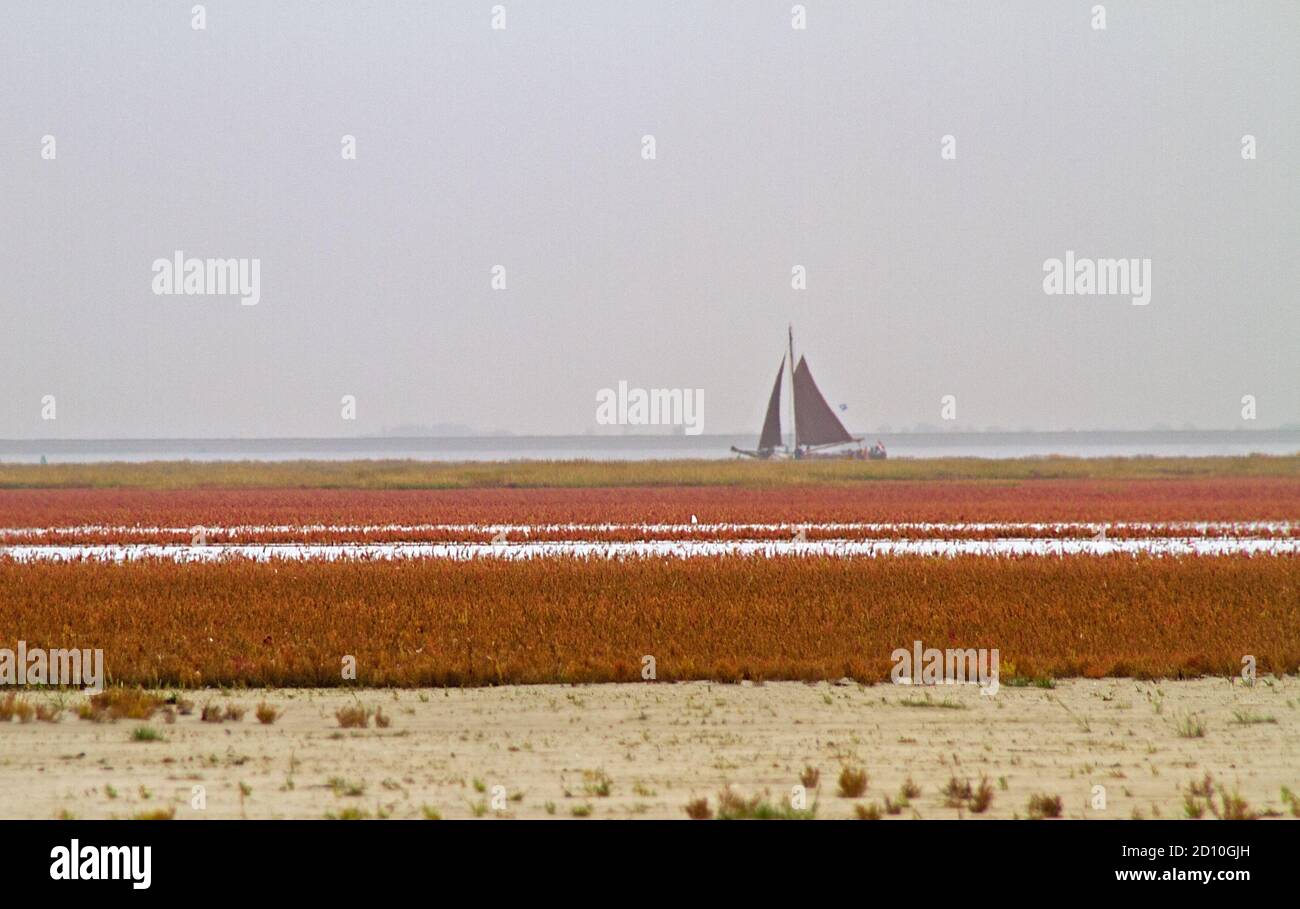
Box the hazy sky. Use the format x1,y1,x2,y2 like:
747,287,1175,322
2,1,1297,438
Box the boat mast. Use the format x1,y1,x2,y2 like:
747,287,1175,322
787,323,797,454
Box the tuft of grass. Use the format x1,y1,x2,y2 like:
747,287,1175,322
1174,713,1207,738
570,803,593,818
255,701,280,724
715,788,815,820
81,688,163,722
1185,776,1259,820
0,694,36,723
1187,773,1215,799
684,797,712,820
898,693,967,710
942,777,974,808
164,693,194,715
900,777,921,800
1279,786,1300,818
328,777,366,798
1027,793,1064,819
1004,676,1057,689
336,705,372,728
131,807,175,820
837,766,869,798
854,801,883,820
1215,790,1259,821
582,770,612,798
131,725,164,742
421,805,442,820
800,765,820,788
1230,709,1276,726
326,807,370,820
969,777,995,814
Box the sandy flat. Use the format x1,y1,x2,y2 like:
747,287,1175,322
1,678,1296,820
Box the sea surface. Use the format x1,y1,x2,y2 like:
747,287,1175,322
1,430,1297,463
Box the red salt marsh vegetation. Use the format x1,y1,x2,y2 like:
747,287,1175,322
1,477,1297,541
1,554,1296,687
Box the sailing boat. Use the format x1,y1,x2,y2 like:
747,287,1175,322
732,326,881,460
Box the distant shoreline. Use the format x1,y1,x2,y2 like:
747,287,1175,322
1,429,1298,464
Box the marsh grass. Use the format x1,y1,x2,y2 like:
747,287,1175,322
942,777,974,808
1027,793,1064,819
684,797,712,820
0,693,35,723
201,702,244,723
1004,676,1057,689
130,807,175,821
1174,713,1207,738
969,777,995,813
854,802,883,820
328,777,366,797
79,688,164,722
1280,787,1300,818
1184,774,1264,820
582,770,612,798
715,788,816,820
6,557,1296,687
326,807,369,820
335,705,372,728
5,454,1293,490
837,766,869,798
898,693,968,710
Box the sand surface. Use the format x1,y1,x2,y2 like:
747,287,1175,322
1,678,1297,820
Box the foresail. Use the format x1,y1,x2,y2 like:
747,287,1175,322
793,356,855,447
758,359,784,451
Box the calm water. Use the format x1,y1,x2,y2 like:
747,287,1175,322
1,431,1297,464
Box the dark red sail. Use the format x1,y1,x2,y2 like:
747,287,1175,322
793,356,854,447
758,359,784,451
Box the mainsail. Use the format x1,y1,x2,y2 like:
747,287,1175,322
758,360,784,451
793,356,854,447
